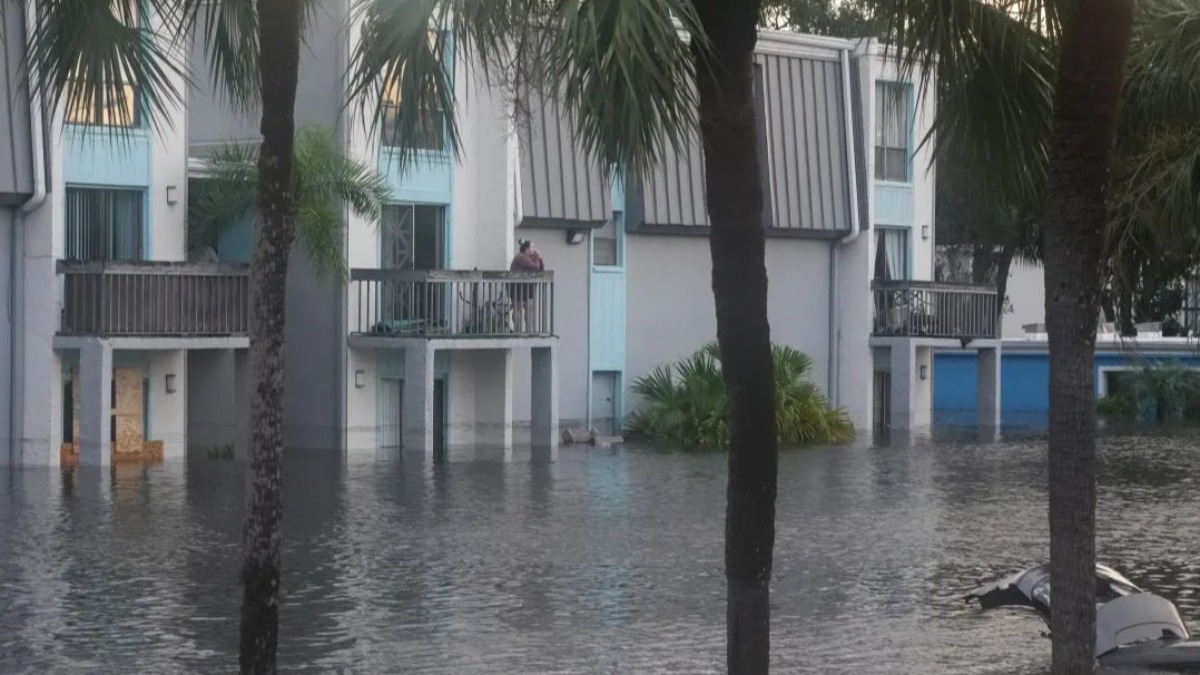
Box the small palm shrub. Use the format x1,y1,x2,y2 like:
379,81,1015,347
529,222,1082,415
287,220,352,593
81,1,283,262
626,342,854,449
1097,360,1200,423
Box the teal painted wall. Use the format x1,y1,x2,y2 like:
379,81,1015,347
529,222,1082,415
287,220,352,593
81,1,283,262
63,127,152,187
589,271,626,371
588,175,627,426
874,184,913,226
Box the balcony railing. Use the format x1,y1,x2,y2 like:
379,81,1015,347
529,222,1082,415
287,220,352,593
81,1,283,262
351,269,554,338
872,280,1000,340
58,260,250,337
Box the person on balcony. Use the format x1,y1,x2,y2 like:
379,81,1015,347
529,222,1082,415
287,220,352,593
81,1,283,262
509,239,545,333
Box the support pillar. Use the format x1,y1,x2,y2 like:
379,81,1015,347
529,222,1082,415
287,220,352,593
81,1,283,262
530,346,559,452
78,339,112,466
889,341,917,431
977,346,1002,429
149,349,187,458
403,344,436,454
475,349,513,450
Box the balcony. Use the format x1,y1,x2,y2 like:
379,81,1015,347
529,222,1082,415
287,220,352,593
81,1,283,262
872,280,1000,340
58,260,250,337
351,269,555,338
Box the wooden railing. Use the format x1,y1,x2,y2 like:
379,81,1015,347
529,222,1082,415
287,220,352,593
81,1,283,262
58,260,250,337
351,269,554,338
872,280,1000,340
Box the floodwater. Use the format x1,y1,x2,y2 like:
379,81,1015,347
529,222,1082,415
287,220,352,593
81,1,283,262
4,429,1200,674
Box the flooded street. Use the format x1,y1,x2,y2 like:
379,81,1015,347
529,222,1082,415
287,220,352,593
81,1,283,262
4,429,1200,674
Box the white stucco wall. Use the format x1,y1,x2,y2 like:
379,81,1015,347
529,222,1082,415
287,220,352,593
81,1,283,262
1003,259,1045,337
149,7,188,262
148,350,187,458
623,232,874,431
345,346,377,454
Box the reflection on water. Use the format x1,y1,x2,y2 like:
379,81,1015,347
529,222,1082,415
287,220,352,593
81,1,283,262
4,430,1200,674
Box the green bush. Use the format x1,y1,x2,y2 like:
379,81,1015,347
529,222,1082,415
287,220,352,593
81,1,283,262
626,342,855,449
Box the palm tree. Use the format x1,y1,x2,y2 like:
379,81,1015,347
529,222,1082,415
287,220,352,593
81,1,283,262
29,0,778,672
189,126,390,281
867,0,1200,670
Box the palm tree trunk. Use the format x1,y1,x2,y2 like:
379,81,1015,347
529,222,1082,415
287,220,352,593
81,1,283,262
994,244,1016,322
692,1,776,673
1041,1,1134,673
239,1,303,673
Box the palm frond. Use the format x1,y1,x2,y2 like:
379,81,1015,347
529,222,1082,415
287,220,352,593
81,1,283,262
871,0,1056,210
347,0,705,180
187,126,388,280
294,199,349,281
628,343,853,449
188,142,258,252
26,0,189,138
180,0,261,113
292,127,392,226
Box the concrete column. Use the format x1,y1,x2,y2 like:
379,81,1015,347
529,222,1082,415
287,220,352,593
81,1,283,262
475,349,514,450
530,346,559,451
78,339,113,466
914,346,934,428
889,341,917,431
977,346,1002,429
149,350,187,459
403,344,436,454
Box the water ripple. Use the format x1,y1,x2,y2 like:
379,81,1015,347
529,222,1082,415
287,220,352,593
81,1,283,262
4,431,1200,673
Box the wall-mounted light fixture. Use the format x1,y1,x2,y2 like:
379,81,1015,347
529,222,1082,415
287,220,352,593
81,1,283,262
355,370,366,389
921,224,930,240
919,364,928,381
166,185,179,205
565,229,586,245
165,373,177,393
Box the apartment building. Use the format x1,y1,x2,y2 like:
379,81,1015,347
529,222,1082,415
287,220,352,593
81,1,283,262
2,0,249,467
183,2,1001,456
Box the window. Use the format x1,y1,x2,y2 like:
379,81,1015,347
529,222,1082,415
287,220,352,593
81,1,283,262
65,1,141,127
875,82,910,182
592,217,619,266
380,31,446,151
64,187,145,261
873,228,909,281
381,204,445,270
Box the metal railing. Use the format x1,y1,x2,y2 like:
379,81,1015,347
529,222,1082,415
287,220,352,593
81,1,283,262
58,260,250,337
351,269,554,338
872,280,1000,340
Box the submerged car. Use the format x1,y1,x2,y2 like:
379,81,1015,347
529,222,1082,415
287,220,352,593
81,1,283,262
965,564,1200,670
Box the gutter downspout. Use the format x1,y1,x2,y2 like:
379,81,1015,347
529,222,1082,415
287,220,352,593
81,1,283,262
9,0,48,464
828,45,863,408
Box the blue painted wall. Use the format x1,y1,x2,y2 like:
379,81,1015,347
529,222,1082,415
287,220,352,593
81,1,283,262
934,349,1200,417
63,127,152,187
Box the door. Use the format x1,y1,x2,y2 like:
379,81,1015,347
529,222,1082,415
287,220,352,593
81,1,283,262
380,204,446,330
873,370,892,431
378,378,403,451
591,371,620,436
433,378,446,453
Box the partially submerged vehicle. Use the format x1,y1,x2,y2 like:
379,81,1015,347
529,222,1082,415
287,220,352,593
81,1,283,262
965,564,1200,670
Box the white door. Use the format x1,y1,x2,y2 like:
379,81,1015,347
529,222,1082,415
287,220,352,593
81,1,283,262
378,378,403,450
